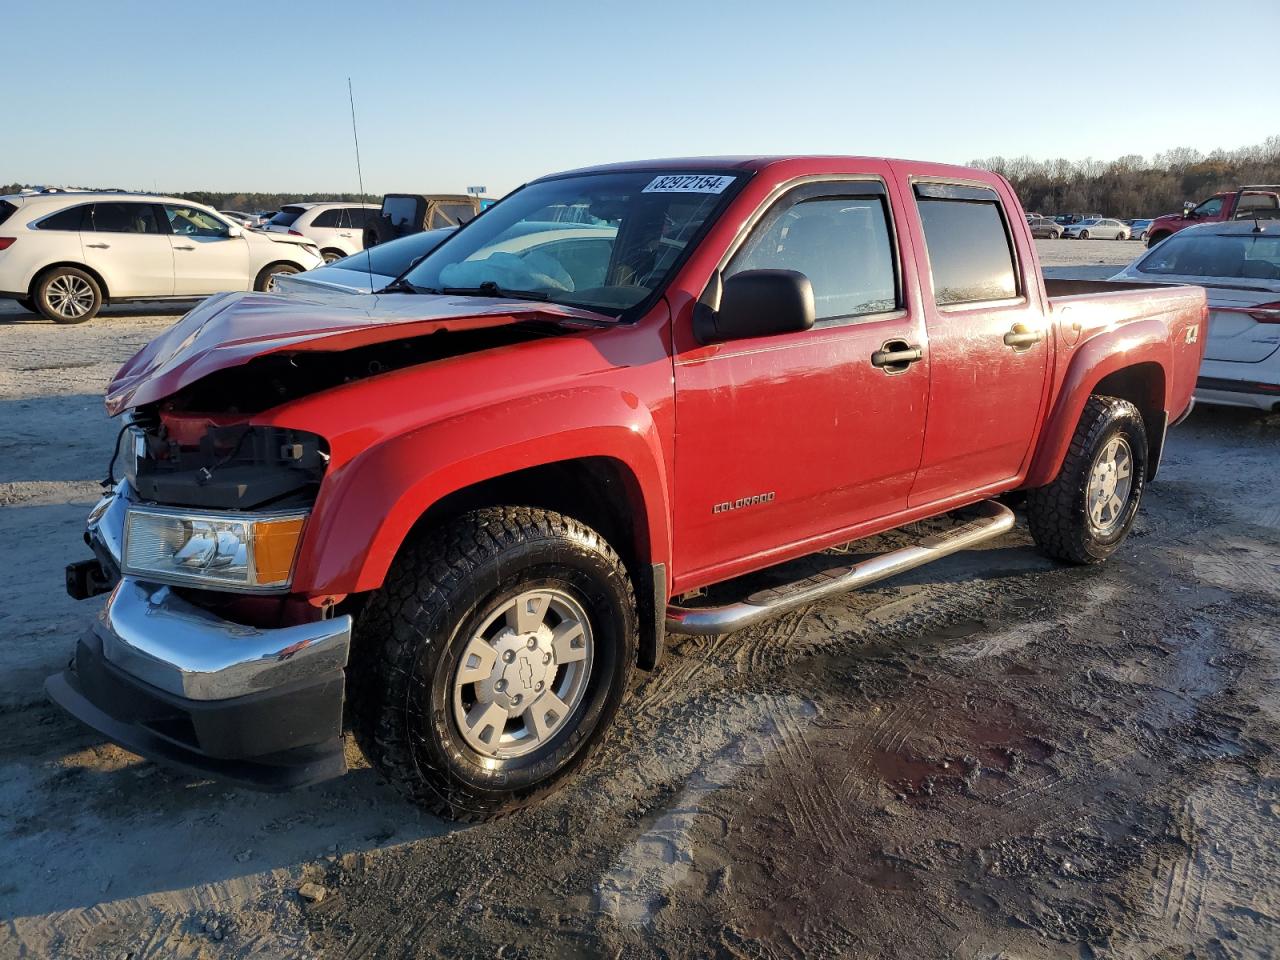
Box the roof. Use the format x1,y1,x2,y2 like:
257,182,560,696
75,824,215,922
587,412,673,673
1177,219,1279,236
538,155,995,181
1,190,214,208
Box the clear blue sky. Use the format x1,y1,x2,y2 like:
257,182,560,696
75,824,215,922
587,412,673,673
7,0,1277,197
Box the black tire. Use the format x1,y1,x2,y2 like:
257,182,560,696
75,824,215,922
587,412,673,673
1052,229,1062,239
1026,395,1148,565
16,297,36,313
320,249,344,264
352,506,637,821
254,262,300,292
362,216,394,250
34,266,102,323
1147,232,1169,248
1079,229,1091,240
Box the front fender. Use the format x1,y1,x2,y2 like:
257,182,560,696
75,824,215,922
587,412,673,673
1024,317,1172,488
287,386,672,597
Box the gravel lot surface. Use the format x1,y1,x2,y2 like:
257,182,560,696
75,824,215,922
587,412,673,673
2,239,1277,959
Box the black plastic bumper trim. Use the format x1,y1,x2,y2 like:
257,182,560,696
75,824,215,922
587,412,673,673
46,633,347,791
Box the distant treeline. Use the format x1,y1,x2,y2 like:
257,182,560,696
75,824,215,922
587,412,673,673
0,185,379,213
970,135,1280,219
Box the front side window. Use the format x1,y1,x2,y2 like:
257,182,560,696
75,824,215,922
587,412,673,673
1193,197,1224,218
726,185,899,321
163,205,230,238
915,183,1018,305
342,207,375,229
90,202,162,234
1137,233,1280,280
403,171,741,315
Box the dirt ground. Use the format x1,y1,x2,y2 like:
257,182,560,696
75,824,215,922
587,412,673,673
2,239,1277,959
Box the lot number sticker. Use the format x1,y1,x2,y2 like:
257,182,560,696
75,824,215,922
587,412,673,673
642,174,736,194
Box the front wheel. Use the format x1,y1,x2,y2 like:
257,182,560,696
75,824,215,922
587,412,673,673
1079,229,1091,240
352,507,637,821
1026,396,1148,565
254,262,300,292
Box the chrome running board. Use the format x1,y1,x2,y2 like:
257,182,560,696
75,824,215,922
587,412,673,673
665,500,1016,636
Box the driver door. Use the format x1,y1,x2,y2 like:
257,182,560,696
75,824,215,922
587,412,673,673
163,204,251,294
672,176,930,586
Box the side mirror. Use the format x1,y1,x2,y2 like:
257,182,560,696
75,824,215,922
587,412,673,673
227,224,243,238
694,270,815,345
1182,201,1195,216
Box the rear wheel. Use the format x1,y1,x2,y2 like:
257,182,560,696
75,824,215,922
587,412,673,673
1027,396,1148,565
254,262,300,292
352,506,637,821
34,267,102,323
320,249,344,264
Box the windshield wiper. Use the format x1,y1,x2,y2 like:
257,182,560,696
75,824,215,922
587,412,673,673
377,277,436,294
441,281,550,302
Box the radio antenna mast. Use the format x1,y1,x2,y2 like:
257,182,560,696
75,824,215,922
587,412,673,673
347,77,376,293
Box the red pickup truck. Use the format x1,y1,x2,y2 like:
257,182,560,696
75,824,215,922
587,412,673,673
1146,184,1280,246
50,156,1205,821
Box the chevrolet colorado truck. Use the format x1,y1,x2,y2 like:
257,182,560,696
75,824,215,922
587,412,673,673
49,157,1206,821
1146,185,1280,247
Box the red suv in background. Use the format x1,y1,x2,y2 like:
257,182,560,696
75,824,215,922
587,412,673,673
1146,185,1280,246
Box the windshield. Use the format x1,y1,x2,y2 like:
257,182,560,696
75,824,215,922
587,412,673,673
1138,232,1280,281
402,171,741,315
332,229,456,277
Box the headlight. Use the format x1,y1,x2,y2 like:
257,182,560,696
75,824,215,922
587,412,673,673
122,507,308,592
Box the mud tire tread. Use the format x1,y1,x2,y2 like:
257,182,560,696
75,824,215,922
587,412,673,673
351,506,636,822
1026,395,1148,566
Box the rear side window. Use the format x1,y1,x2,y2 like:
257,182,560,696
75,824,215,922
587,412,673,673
727,182,899,322
310,208,341,228
0,200,16,227
914,183,1018,305
269,206,306,227
89,202,163,234
36,204,90,231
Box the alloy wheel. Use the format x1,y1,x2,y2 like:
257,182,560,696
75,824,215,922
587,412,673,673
451,588,594,759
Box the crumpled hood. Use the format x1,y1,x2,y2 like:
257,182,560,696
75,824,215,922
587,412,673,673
105,289,611,415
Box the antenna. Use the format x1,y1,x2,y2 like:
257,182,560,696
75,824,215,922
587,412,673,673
348,77,376,294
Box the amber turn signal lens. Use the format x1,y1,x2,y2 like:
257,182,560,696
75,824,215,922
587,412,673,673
252,516,306,586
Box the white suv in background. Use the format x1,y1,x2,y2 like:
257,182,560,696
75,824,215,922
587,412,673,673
0,192,322,322
263,202,380,262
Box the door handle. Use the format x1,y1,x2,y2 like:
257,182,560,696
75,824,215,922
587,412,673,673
86,242,110,249
174,244,196,251
1003,324,1044,350
871,340,924,372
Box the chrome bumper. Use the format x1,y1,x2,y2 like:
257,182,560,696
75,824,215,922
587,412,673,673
86,482,352,702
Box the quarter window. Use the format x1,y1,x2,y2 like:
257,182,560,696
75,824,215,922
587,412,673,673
37,204,90,231
914,183,1018,305
726,184,899,322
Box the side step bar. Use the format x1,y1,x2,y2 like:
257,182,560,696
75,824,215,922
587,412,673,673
665,500,1016,636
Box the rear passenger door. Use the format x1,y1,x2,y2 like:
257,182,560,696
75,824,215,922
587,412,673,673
673,176,930,583
903,178,1049,506
81,202,174,298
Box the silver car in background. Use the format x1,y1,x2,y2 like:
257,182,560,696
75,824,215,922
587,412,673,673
1112,220,1280,411
1064,218,1131,240
1128,218,1153,242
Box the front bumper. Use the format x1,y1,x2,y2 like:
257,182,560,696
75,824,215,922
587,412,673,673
48,481,354,789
